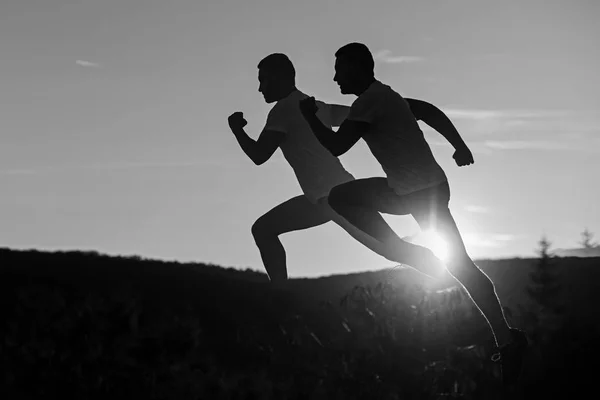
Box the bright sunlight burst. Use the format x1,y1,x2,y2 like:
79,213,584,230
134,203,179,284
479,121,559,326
410,230,450,262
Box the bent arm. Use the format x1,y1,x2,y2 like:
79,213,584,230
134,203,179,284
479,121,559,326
303,112,367,157
406,98,468,150
231,127,285,165
327,104,351,127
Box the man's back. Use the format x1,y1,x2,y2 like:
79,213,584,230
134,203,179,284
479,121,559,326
264,89,354,202
346,80,447,195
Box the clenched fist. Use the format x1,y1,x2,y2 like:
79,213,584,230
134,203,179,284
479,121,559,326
453,145,474,167
228,112,247,131
299,96,318,118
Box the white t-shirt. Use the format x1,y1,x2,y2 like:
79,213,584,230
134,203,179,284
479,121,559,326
263,89,355,203
346,80,447,195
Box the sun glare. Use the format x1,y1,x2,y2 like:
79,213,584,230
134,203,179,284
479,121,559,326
413,230,450,262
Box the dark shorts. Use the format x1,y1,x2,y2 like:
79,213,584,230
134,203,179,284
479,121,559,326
329,178,451,230
396,181,451,229
396,180,450,209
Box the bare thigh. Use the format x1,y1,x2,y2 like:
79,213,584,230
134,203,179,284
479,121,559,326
403,181,451,231
254,195,332,236
316,196,398,261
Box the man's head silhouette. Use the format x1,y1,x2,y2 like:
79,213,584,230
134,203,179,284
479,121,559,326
257,53,296,104
334,42,375,95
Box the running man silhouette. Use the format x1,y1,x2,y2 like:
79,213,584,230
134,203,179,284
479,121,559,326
298,42,528,387
227,53,461,283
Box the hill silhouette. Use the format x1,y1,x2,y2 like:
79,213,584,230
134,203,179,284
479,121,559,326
553,245,600,258
1,247,598,399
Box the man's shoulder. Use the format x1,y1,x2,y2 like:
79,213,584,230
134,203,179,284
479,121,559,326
265,96,295,132
364,81,407,108
271,90,305,114
371,80,397,96
350,81,385,111
356,80,389,100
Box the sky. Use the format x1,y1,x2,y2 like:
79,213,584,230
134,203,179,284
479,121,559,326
1,0,599,277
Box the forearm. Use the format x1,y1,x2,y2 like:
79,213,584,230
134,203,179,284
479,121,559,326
329,104,351,127
304,113,343,156
232,128,262,164
425,113,467,150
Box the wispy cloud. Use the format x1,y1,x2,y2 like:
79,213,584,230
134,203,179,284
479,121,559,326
483,140,600,152
463,233,520,249
491,234,518,242
429,141,452,148
464,234,502,248
76,60,102,68
465,205,490,214
443,108,572,121
444,109,504,120
80,161,210,170
430,108,570,140
374,50,424,64
434,107,600,154
0,169,39,176
0,160,234,176
429,131,599,154
483,140,560,151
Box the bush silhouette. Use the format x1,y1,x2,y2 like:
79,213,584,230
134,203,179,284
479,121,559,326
1,246,598,399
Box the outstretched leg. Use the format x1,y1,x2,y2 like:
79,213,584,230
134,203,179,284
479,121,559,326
412,183,528,386
252,195,331,283
329,178,513,347
317,196,430,270
327,178,448,279
416,198,513,347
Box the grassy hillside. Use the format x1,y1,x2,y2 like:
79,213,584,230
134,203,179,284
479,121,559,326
1,247,598,399
278,256,600,323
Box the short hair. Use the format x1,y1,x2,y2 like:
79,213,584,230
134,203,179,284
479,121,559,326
257,53,296,80
335,42,374,75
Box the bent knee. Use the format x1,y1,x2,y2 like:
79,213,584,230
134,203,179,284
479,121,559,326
251,217,273,240
327,185,352,210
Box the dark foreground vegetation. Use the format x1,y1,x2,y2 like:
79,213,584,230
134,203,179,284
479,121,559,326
1,242,599,399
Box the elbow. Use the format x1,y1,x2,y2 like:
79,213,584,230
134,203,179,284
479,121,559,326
414,103,438,123
322,140,342,157
252,154,268,165
331,144,348,157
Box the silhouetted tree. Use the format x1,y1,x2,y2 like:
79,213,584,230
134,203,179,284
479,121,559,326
526,237,564,342
579,228,597,249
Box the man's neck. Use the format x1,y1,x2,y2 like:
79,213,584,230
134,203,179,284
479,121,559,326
355,77,376,96
278,85,297,101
